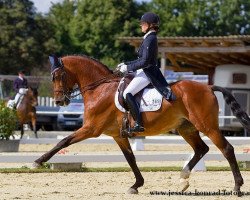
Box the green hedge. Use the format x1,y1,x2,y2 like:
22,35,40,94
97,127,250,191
0,100,18,140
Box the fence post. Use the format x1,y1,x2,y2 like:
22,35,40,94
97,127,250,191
183,154,206,172
131,137,145,151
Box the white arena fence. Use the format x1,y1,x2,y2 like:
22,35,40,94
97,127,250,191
19,136,250,145
0,153,249,164
0,136,249,164
37,96,56,107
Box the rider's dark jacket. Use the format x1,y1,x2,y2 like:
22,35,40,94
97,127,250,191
125,31,170,99
14,77,28,93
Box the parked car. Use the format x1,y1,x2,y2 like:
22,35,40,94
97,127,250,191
57,99,84,131
36,105,60,131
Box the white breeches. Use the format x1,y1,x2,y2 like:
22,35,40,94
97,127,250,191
123,69,150,99
14,93,21,104
14,88,28,104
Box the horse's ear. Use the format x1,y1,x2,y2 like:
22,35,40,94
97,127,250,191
49,54,63,74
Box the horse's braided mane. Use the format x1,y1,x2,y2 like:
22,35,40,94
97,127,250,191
64,54,113,74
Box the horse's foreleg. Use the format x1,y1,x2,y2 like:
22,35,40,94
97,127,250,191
177,120,209,192
20,124,24,139
113,136,144,194
34,126,92,167
31,117,38,138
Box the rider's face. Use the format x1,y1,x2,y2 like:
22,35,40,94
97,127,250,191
19,73,25,78
140,22,149,33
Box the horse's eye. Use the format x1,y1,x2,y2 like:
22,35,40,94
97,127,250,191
53,75,60,81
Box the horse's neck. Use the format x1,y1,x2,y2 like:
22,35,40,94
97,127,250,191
17,96,25,110
20,95,27,105
69,60,111,89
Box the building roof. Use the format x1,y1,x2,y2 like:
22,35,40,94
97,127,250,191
119,35,250,74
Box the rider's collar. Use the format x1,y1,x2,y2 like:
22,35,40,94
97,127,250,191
143,30,156,39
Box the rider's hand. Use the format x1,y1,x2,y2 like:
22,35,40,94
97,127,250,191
115,63,127,73
118,64,127,73
117,62,124,67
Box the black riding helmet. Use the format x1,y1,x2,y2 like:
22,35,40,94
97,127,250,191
140,12,160,26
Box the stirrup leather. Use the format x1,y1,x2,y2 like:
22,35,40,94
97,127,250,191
120,111,133,138
120,111,144,138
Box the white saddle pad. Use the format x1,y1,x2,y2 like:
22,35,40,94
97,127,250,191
7,100,15,109
7,95,24,109
115,87,163,113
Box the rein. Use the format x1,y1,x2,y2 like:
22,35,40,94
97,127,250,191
53,67,121,100
80,73,121,94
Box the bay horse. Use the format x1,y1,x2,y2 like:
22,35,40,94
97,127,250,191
17,87,38,139
34,55,250,195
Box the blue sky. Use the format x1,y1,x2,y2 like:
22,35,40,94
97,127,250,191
32,0,62,13
32,0,151,13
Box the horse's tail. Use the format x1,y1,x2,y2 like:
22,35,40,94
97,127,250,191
211,85,250,131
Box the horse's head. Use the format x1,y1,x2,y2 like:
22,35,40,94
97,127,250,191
27,87,38,107
49,55,76,106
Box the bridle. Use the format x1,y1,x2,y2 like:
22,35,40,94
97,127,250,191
51,60,121,101
52,69,78,101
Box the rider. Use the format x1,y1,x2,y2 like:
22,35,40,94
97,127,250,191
13,70,28,108
117,12,175,133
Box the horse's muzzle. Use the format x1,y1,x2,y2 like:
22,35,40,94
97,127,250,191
55,97,70,106
55,100,64,106
32,102,38,107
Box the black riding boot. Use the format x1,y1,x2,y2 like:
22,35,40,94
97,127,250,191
126,93,144,132
163,86,176,101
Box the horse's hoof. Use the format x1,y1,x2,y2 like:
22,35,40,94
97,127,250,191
234,190,243,197
233,187,243,197
179,178,189,192
31,162,41,169
127,188,138,194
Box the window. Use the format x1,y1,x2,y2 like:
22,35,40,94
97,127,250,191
232,73,247,84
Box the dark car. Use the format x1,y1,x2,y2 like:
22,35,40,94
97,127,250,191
57,99,84,131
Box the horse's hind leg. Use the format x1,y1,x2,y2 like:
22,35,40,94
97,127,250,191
113,136,144,194
177,120,209,192
206,129,243,194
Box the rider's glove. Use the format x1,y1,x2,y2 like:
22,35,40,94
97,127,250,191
19,88,28,94
117,62,124,68
117,64,127,73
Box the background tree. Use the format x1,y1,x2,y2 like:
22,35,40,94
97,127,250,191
0,0,58,75
0,0,249,75
149,0,250,36
49,0,145,67
48,0,77,56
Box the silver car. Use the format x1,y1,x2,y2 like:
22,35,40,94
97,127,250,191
57,99,84,131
